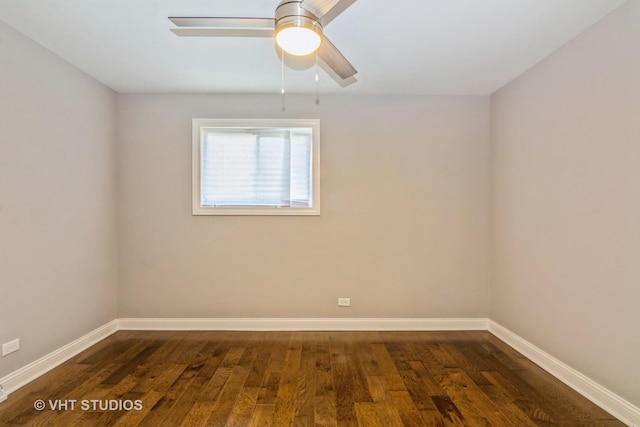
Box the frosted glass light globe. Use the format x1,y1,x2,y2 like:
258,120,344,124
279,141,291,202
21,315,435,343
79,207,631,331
276,26,321,56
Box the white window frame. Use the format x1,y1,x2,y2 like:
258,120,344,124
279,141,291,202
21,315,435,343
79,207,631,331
192,118,320,216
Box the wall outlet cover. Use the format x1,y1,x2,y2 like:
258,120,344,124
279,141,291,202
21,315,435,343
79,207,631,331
1,339,20,357
338,298,351,307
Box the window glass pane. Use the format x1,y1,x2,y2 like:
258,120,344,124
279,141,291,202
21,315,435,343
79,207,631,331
291,132,312,206
255,133,290,205
200,127,312,208
202,131,257,206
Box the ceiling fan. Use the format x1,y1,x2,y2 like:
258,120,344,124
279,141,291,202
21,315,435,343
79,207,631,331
169,0,358,85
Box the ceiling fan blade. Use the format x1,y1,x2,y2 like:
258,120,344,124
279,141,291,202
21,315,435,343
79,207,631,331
318,35,357,80
301,0,345,19
169,17,275,38
169,17,275,30
171,28,274,38
318,0,356,25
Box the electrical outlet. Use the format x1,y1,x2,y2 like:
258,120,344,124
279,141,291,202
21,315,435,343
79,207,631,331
2,339,19,356
338,297,351,307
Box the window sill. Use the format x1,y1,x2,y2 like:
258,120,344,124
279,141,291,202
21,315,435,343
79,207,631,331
192,206,320,216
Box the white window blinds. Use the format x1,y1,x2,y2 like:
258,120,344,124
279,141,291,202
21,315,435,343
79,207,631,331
200,127,313,208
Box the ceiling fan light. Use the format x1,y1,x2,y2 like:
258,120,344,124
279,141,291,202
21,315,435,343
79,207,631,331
276,26,321,56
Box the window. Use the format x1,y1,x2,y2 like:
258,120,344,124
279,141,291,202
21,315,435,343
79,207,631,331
192,119,320,215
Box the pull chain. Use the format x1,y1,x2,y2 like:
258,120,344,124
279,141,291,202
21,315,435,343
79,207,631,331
315,51,320,105
281,48,286,112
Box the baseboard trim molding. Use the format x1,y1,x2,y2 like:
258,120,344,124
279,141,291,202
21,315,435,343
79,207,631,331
488,320,640,427
117,317,489,331
0,320,119,398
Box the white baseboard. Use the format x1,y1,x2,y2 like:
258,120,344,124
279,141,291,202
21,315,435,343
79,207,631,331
0,320,118,397
117,317,489,331
488,320,640,427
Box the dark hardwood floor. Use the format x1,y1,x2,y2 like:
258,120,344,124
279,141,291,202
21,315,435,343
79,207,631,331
0,330,624,426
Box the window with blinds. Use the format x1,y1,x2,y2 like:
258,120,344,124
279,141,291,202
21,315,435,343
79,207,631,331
192,119,320,215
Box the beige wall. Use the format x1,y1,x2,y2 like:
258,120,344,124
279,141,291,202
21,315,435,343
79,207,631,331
491,0,640,406
0,22,118,378
116,94,490,318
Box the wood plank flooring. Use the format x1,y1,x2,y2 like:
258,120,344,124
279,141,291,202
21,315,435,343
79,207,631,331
0,331,625,426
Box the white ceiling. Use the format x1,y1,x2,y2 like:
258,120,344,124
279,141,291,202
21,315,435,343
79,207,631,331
0,0,627,95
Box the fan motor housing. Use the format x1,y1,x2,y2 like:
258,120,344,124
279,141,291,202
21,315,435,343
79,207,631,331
275,0,323,35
